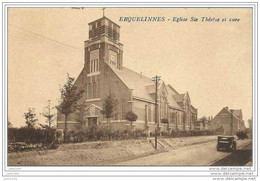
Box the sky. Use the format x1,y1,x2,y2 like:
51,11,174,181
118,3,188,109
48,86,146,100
7,8,252,128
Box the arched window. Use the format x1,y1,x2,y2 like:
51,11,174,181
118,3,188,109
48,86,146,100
90,50,99,73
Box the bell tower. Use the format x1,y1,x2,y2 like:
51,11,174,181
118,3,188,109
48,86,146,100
84,15,124,100
84,16,123,72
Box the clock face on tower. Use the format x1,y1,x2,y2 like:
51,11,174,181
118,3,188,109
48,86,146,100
109,50,117,68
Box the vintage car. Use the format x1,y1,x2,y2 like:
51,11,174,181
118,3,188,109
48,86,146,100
216,135,237,151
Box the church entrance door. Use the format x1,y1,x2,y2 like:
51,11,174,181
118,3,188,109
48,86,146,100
88,117,97,127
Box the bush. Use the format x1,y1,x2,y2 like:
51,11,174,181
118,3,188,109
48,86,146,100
236,131,248,140
63,127,146,143
8,127,57,152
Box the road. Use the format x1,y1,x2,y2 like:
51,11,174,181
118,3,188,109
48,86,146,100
116,139,252,166
211,143,252,166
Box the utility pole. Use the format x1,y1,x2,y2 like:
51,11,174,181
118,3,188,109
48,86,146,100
230,109,233,135
152,75,161,149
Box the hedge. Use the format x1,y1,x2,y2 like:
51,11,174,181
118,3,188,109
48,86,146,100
63,126,147,143
8,127,56,144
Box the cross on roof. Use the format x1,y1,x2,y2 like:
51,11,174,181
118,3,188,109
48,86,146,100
101,8,106,17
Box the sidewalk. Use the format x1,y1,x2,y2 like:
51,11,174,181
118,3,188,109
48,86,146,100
149,135,217,150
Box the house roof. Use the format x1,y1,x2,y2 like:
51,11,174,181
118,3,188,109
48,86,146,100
232,109,242,119
223,107,241,121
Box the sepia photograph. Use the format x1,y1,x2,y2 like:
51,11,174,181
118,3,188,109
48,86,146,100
2,2,258,179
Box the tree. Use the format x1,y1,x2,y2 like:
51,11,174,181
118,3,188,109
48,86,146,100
75,104,86,127
41,100,55,128
56,74,84,141
100,92,118,124
200,116,207,129
8,120,13,128
24,108,38,128
125,111,138,128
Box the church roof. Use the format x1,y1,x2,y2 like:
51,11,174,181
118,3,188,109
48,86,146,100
167,84,179,95
173,94,185,103
166,85,182,109
191,105,197,113
88,16,121,27
145,84,156,94
108,64,196,111
109,65,155,101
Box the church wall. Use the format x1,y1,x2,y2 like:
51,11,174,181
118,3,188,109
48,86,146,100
132,99,155,131
57,122,81,130
168,108,183,131
56,112,82,130
104,65,132,118
73,69,88,104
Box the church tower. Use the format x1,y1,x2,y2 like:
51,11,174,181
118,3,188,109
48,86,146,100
84,16,124,100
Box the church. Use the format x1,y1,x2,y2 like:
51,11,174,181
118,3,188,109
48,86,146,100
57,15,198,134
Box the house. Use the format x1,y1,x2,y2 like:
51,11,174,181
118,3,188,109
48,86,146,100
56,15,198,133
210,107,245,135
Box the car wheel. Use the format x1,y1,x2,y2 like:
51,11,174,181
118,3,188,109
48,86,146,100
233,144,236,151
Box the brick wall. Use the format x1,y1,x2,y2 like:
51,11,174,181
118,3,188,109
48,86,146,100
210,108,240,135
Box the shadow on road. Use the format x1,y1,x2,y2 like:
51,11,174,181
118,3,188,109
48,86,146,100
211,143,252,166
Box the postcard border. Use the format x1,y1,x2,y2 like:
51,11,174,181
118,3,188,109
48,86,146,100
1,2,258,177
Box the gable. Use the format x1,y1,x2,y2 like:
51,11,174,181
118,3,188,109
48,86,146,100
158,82,168,96
85,104,102,117
166,86,182,109
184,92,191,105
211,107,240,126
